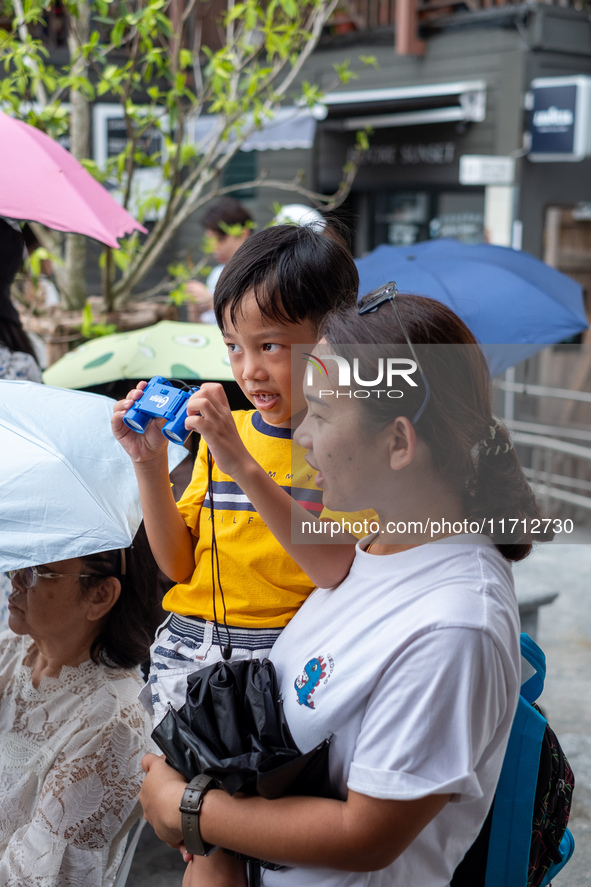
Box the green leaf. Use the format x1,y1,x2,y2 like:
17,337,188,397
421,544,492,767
77,300,118,340
226,3,248,22
179,48,193,70
112,249,130,272
357,124,373,150
111,19,126,46
333,60,358,85
359,55,379,68
79,302,94,339
278,0,298,17
168,283,189,306
80,158,108,183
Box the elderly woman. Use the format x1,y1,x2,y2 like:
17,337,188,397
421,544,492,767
0,528,162,887
0,218,42,384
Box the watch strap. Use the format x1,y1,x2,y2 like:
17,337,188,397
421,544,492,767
179,774,219,856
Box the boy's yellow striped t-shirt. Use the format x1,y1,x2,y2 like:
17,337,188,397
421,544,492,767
162,410,373,628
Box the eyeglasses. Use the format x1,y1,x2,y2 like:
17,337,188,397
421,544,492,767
358,281,431,424
5,566,95,589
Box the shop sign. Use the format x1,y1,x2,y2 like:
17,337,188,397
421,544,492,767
92,103,169,220
528,76,591,162
350,141,456,166
429,212,484,242
459,155,515,185
104,115,162,159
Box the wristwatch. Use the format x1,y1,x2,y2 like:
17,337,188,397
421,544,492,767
179,774,219,856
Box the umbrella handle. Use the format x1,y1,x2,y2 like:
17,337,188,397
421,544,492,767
248,859,261,887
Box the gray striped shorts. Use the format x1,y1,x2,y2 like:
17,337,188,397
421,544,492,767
139,613,283,728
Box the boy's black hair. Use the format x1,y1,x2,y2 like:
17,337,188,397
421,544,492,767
213,224,359,333
201,197,253,234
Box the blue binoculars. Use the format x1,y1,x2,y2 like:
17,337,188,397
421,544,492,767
122,376,199,445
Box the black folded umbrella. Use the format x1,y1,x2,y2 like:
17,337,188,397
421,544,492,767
151,657,333,800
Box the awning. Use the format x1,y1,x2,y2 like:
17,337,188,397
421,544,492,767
186,106,327,152
321,81,487,130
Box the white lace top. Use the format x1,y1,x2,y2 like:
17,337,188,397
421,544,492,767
0,632,153,887
0,345,42,383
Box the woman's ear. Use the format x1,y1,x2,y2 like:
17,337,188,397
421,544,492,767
387,417,417,470
85,577,121,622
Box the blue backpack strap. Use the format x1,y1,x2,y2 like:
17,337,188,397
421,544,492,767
484,633,547,887
519,633,546,705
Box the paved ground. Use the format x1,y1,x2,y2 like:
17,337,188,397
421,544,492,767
126,534,591,886
126,821,185,886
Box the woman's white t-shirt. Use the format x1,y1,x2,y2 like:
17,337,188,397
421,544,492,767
266,535,521,887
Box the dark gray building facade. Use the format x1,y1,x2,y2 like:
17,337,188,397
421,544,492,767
258,3,591,290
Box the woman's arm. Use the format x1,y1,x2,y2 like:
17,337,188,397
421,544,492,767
140,754,450,872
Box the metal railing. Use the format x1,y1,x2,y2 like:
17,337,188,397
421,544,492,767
494,378,591,518
512,431,591,512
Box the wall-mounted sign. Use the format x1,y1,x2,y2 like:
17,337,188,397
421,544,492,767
348,140,456,167
528,76,591,162
92,104,169,221
459,155,515,185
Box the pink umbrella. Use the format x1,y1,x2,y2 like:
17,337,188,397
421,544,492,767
0,111,147,248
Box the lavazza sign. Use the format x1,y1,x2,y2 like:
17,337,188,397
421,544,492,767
528,76,591,162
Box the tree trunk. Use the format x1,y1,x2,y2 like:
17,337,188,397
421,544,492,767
64,1,91,309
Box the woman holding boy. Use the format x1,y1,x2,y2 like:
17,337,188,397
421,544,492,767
139,288,548,886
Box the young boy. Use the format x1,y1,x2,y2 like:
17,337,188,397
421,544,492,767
111,223,360,883
112,224,360,706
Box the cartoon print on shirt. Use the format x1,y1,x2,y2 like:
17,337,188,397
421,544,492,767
294,656,326,708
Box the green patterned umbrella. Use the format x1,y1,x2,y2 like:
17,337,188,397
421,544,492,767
43,321,233,389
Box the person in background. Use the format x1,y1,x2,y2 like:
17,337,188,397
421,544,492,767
185,197,254,323
21,224,61,311
0,218,42,384
0,527,163,887
0,218,44,631
272,203,326,231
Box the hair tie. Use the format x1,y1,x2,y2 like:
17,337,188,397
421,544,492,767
473,418,514,458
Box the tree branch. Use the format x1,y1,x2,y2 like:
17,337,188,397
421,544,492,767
12,0,48,107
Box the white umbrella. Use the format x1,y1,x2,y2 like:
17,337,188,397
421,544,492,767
0,381,186,570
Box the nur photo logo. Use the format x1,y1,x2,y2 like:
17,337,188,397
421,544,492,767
303,352,419,398
302,353,329,379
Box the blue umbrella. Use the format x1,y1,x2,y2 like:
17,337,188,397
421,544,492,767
355,239,588,376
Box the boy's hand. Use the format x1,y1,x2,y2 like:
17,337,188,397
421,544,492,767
111,382,170,464
185,383,253,479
